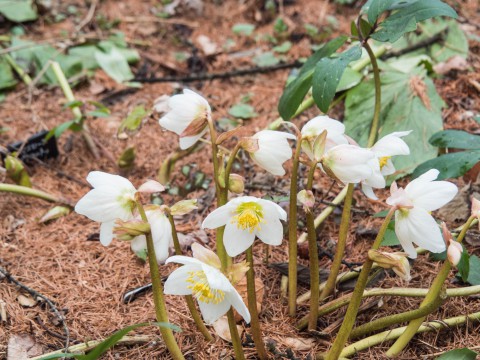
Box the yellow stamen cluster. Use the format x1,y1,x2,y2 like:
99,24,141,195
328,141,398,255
379,156,391,169
186,271,225,304
232,202,264,232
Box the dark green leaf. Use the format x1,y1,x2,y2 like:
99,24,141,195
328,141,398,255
371,0,457,43
359,18,373,38
278,36,347,120
457,245,470,283
381,222,401,246
312,45,362,113
53,120,76,139
412,150,480,180
431,250,447,261
336,67,363,92
0,56,18,90
94,48,134,83
373,210,389,218
87,110,110,118
466,255,480,286
118,105,147,135
429,130,480,150
64,100,84,109
367,0,394,25
437,348,478,360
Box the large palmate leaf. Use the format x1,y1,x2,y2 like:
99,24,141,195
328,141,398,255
344,68,444,179
312,45,362,113
370,0,457,43
429,130,480,150
0,0,37,22
413,151,480,180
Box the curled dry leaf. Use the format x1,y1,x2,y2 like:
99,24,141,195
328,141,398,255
212,316,243,342
0,299,7,323
176,229,209,251
433,55,469,75
233,276,264,322
7,334,43,360
282,337,315,351
16,293,37,308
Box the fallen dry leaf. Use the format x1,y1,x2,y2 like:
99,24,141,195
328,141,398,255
433,55,469,75
437,184,470,222
7,334,43,360
282,337,315,351
17,293,37,308
234,276,264,322
196,35,218,56
212,316,243,342
0,299,7,323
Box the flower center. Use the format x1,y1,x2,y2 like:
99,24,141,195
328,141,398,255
186,271,225,304
379,156,391,169
232,202,264,232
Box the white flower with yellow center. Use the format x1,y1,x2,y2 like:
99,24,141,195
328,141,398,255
247,130,296,176
362,131,411,199
158,89,211,150
202,196,287,256
75,171,137,246
386,169,458,258
164,243,250,324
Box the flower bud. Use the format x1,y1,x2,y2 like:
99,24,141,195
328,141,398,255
170,199,198,216
447,241,463,267
297,189,315,212
114,219,150,241
312,130,327,163
5,155,31,187
368,250,411,281
228,174,245,194
138,179,165,193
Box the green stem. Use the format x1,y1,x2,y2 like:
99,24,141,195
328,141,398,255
224,143,242,194
305,164,320,330
363,41,382,147
51,61,82,120
325,207,395,360
337,311,480,359
4,53,32,85
0,183,72,206
246,248,267,359
386,215,476,357
167,212,213,342
135,201,184,360
349,290,445,339
288,134,303,316
319,183,354,302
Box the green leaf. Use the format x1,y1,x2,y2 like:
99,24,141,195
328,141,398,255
381,222,400,246
412,150,480,180
0,56,18,90
232,23,255,36
371,0,457,43
118,105,147,135
345,69,444,179
53,120,76,139
228,103,258,119
0,0,37,22
312,44,362,113
429,130,480,150
278,36,347,120
252,52,280,67
366,0,394,25
437,348,478,360
456,245,470,283
430,20,468,62
465,255,480,286
94,48,134,83
273,41,292,54
336,67,363,92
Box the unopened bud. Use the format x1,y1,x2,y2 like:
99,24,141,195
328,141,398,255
5,155,31,187
312,130,327,162
228,174,245,194
447,241,463,267
138,179,165,193
114,219,150,241
297,190,315,212
170,199,198,216
368,250,411,281
441,222,453,246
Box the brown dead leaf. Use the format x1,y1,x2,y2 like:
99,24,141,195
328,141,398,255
17,293,37,308
433,55,469,75
282,337,315,351
409,76,431,110
176,229,210,251
437,184,470,222
233,276,264,322
196,35,218,56
0,299,7,323
7,334,43,360
212,316,243,342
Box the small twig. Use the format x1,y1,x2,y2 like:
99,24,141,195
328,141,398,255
133,61,302,83
76,0,98,32
0,266,70,351
35,315,79,344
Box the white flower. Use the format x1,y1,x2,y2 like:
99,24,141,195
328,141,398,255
248,130,296,176
202,196,286,256
159,89,211,150
164,243,250,325
321,144,375,184
362,131,411,199
386,169,458,258
75,171,137,246
130,206,173,263
301,115,348,161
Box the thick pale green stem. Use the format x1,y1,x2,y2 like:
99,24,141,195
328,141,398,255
288,135,303,316
325,207,395,360
51,61,82,120
167,213,213,342
135,201,184,360
223,143,241,194
364,41,382,147
386,215,476,357
0,183,72,206
4,53,32,85
319,183,354,302
246,248,267,359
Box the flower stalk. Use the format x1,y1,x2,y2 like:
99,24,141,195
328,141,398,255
363,41,382,147
135,200,184,360
0,183,72,206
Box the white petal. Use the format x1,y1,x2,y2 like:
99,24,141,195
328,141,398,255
256,217,284,246
201,264,232,292
130,236,147,253
166,255,205,267
100,221,115,246
409,181,458,211
361,184,378,200
197,297,231,325
191,243,221,269
225,290,250,324
371,131,411,157
223,222,255,257
394,212,418,259
258,199,287,221
147,211,172,263
75,188,132,222
301,116,345,139
164,266,196,295
86,171,136,191
403,207,446,254
202,204,234,229
179,127,208,150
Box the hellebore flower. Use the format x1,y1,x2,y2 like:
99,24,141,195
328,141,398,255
158,89,211,149
245,130,296,176
164,243,250,324
368,250,411,281
202,196,287,256
129,206,173,263
386,169,458,258
362,131,411,199
75,171,137,246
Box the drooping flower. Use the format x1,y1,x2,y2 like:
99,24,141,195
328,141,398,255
158,89,211,150
164,243,250,324
129,206,173,263
301,116,348,161
368,250,411,281
362,131,411,199
245,130,296,176
202,196,287,256
75,171,137,246
386,169,458,258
